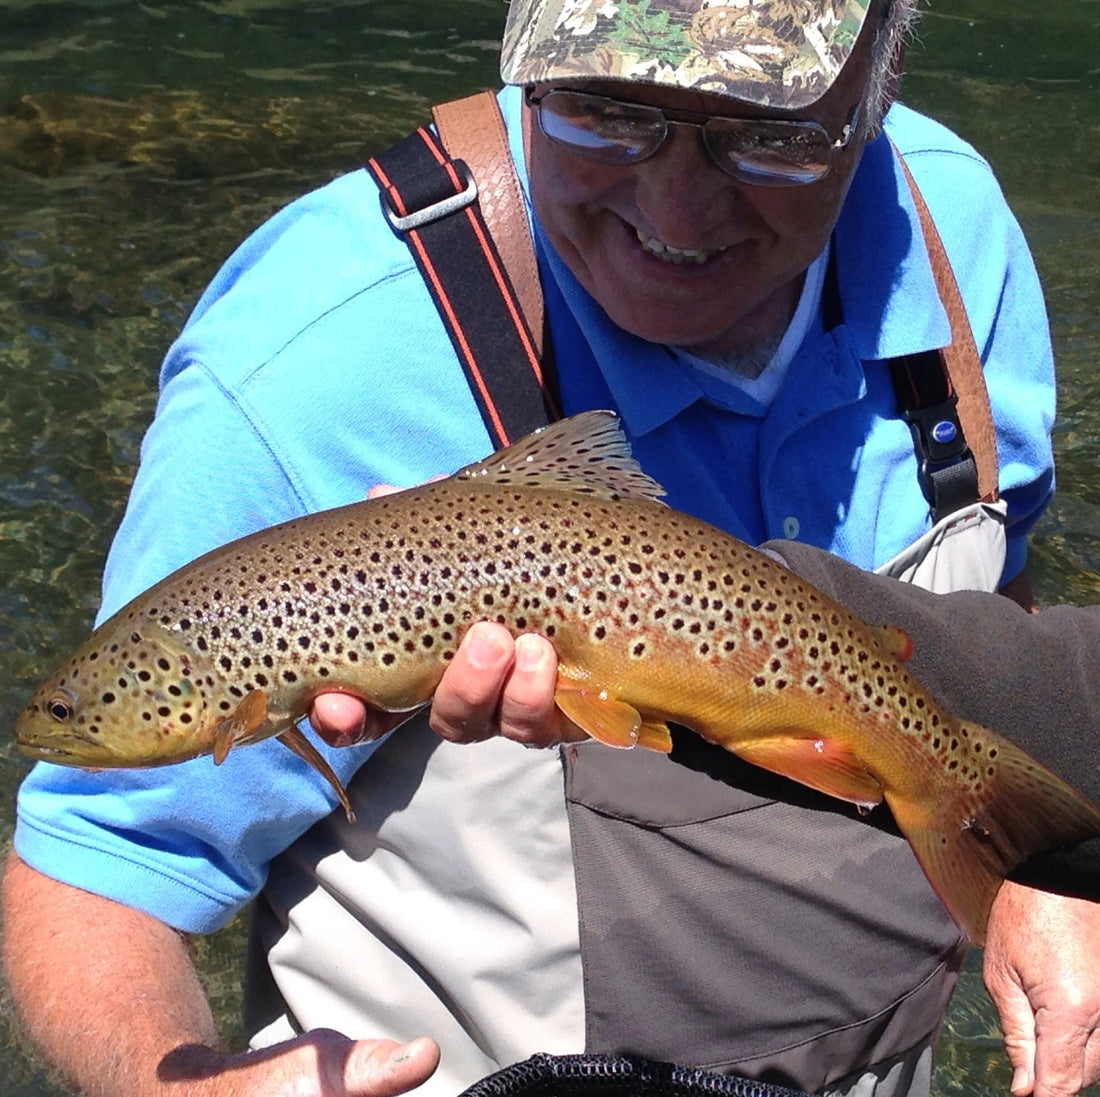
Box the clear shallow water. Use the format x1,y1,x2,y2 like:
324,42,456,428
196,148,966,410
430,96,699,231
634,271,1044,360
0,1,1098,1094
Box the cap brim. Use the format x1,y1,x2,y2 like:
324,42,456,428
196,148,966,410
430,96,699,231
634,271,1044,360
500,0,873,110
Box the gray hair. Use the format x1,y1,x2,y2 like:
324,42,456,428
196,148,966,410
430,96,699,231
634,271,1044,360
864,0,922,133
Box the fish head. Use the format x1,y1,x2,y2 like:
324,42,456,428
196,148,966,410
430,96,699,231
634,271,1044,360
16,621,213,768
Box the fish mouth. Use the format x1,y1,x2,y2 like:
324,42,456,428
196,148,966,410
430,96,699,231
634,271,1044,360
15,709,109,758
16,739,77,762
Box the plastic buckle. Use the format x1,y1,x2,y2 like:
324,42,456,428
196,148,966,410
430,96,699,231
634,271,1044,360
904,395,968,465
381,161,478,233
901,394,979,518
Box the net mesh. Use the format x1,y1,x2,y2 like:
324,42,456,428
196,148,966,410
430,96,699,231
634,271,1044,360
457,1053,810,1097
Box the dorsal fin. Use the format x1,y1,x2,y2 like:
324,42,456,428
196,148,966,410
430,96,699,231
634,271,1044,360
455,410,667,504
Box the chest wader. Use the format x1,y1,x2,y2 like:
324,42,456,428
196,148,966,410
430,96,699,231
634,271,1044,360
246,95,1006,1097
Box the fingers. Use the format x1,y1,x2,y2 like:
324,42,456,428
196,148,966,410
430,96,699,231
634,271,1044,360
430,623,577,747
309,693,411,748
984,883,1100,1097
1031,1018,1099,1097
429,622,518,742
995,984,1038,1096
310,624,580,749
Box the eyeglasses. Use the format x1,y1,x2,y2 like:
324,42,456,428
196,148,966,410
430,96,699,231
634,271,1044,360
525,87,862,188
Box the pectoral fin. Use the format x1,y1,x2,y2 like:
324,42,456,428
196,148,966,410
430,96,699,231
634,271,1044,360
732,734,884,809
212,690,269,764
277,726,356,824
554,679,673,753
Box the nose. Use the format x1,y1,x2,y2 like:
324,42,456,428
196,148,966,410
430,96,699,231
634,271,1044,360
631,123,739,244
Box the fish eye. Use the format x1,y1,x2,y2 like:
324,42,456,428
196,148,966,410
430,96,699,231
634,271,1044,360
46,691,76,723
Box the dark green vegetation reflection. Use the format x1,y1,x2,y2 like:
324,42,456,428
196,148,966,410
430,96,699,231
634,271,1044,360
0,1,1097,1094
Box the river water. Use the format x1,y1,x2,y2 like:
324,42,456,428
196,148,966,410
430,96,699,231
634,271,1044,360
0,1,1097,1094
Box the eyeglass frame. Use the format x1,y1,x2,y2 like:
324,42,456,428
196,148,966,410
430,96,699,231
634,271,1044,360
524,85,864,188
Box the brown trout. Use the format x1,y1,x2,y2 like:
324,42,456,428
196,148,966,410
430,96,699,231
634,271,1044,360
16,411,1100,942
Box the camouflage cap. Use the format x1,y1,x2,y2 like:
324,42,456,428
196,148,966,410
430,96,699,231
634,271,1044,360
500,0,874,110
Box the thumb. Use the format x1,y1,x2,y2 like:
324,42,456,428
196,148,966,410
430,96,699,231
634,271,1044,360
343,1036,441,1097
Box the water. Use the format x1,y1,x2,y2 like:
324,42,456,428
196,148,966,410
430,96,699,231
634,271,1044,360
0,1,1097,1094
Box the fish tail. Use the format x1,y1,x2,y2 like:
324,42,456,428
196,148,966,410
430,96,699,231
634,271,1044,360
891,723,1100,945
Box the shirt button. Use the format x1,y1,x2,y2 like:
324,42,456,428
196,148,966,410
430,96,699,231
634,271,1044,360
783,516,800,540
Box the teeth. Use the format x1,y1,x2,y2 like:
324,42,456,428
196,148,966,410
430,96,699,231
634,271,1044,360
636,228,726,265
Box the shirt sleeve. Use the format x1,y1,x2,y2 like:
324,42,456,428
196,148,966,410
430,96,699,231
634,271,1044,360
14,360,381,933
769,539,1100,895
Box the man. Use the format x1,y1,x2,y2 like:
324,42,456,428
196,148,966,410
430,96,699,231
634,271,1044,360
5,2,1097,1097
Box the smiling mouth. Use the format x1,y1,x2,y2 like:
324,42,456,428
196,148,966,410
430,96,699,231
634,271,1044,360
635,228,728,266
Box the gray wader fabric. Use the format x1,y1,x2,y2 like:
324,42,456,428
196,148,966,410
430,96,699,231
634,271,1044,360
563,734,966,1093
873,501,1007,594
245,720,966,1097
246,726,586,1097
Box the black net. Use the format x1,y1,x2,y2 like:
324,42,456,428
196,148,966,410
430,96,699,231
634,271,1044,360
457,1054,810,1097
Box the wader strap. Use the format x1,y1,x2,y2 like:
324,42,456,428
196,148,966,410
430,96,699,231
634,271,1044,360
433,92,545,361
367,118,558,450
894,148,1001,509
824,246,983,521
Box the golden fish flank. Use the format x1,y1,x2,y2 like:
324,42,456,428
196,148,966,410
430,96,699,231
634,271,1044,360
16,410,1100,944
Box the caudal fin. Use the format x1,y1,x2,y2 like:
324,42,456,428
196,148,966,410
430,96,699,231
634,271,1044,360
891,724,1100,945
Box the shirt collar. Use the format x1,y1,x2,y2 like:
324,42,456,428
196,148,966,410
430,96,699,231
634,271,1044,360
534,223,716,435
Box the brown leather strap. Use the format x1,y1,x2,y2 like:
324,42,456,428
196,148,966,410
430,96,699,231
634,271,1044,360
433,91,544,360
895,151,1000,502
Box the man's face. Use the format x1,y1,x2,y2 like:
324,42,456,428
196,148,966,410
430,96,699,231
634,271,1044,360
526,24,877,357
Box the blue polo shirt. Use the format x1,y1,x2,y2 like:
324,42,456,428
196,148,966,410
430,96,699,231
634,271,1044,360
14,87,1055,933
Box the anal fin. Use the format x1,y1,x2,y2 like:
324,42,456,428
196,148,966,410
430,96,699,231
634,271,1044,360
732,734,884,810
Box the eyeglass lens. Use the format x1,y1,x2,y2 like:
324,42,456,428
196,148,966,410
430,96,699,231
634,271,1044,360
534,90,839,186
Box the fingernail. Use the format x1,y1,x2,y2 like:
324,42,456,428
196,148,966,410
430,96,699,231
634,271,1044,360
388,1042,414,1064
467,626,509,670
1010,1067,1031,1095
515,634,546,673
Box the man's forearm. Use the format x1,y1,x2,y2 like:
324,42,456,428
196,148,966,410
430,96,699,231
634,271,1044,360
1,849,223,1097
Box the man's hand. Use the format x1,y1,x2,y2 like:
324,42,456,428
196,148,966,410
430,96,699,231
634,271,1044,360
2,851,441,1097
984,880,1100,1097
310,479,579,751
159,1030,440,1097
310,625,578,749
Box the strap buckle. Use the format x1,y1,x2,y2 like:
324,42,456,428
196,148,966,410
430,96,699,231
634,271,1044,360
903,394,969,466
381,160,478,232
901,395,980,519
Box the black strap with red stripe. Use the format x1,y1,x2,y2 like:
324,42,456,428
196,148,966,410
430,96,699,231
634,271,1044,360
367,126,558,449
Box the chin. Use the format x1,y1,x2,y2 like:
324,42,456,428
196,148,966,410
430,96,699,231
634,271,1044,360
609,308,737,350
